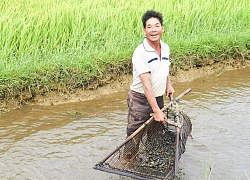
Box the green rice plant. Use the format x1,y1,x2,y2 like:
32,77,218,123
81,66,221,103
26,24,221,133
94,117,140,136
203,159,212,180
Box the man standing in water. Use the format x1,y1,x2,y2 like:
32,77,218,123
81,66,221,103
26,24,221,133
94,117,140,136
126,10,175,138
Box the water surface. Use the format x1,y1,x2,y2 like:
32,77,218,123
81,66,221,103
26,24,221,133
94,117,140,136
0,67,249,179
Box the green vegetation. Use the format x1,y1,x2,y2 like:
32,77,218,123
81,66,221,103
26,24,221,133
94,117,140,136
0,0,249,103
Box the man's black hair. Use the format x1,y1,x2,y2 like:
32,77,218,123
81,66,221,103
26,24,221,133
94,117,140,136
142,10,163,28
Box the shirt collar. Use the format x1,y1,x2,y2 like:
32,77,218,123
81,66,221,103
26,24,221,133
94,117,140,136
142,37,166,52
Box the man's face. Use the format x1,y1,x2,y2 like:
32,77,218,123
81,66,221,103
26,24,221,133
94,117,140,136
143,17,164,43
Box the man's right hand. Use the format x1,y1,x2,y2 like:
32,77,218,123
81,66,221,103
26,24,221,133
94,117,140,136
153,109,166,124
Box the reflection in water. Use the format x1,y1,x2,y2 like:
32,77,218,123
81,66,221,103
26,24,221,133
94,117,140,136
0,67,249,179
178,67,250,180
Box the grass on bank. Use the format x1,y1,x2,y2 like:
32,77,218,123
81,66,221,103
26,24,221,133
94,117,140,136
0,0,250,103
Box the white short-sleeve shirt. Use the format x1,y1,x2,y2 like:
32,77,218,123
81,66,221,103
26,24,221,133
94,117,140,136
130,38,171,97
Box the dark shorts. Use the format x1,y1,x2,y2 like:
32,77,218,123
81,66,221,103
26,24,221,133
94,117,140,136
126,90,164,137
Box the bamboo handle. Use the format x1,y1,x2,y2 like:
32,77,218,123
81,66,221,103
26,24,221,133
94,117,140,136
175,88,192,101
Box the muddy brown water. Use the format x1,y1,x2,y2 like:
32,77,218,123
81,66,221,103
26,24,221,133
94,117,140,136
0,67,249,180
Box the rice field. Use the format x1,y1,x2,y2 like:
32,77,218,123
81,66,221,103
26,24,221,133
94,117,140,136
0,0,249,100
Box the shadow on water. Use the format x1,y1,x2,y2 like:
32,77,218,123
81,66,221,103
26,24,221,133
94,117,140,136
0,67,249,179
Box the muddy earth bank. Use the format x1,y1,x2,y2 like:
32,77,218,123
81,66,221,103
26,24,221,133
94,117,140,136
0,59,249,114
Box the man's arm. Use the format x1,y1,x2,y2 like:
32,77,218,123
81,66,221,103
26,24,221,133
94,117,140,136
166,76,175,97
140,72,166,123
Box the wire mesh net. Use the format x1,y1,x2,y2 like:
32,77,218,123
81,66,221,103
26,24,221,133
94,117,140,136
94,104,192,180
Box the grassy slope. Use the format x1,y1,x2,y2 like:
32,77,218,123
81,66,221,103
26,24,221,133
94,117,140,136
0,0,249,103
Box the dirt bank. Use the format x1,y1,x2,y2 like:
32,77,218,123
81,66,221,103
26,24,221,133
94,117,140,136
1,59,249,114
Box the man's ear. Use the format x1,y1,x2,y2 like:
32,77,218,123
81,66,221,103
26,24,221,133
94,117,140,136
143,28,146,35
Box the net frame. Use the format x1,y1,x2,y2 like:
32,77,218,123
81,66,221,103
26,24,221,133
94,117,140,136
94,88,192,180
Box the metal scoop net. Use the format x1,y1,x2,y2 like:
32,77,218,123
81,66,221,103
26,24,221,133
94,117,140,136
93,88,192,180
